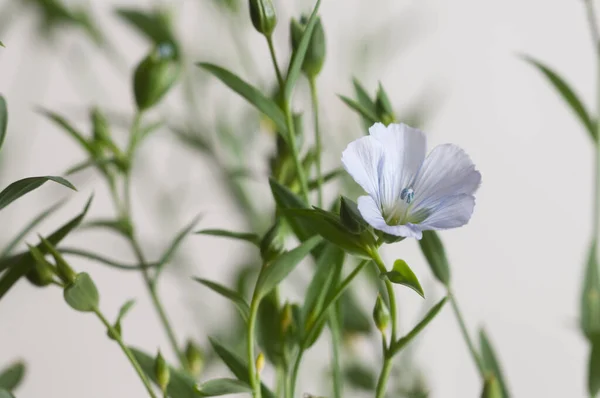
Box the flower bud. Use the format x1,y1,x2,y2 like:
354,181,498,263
249,0,277,36
280,302,293,335
373,295,390,335
185,340,204,377
133,42,181,111
154,351,170,392
91,107,111,144
26,244,56,287
39,236,76,284
290,16,326,78
255,352,265,374
260,221,285,263
375,83,395,126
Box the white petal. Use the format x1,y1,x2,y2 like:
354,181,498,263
357,195,423,239
411,144,481,211
342,135,384,201
418,194,476,230
368,123,426,214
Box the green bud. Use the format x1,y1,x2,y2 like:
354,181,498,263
340,196,368,234
39,236,76,284
26,244,56,287
481,375,502,398
280,302,293,335
373,294,390,335
260,221,285,263
255,352,265,374
185,341,204,377
375,83,395,126
133,43,181,111
154,351,170,392
91,107,111,143
290,16,326,78
249,0,277,36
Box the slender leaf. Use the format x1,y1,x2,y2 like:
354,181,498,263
418,231,451,285
338,95,378,125
479,329,510,398
522,55,596,141
116,299,136,322
390,297,447,355
269,178,312,241
130,348,198,398
37,109,95,154
0,362,24,390
283,0,323,101
196,229,260,246
256,236,321,298
352,78,377,130
197,63,287,135
589,337,600,397
208,338,275,398
582,243,600,339
193,278,250,321
115,8,175,47
0,196,92,301
0,201,64,259
59,247,148,270
0,95,7,152
154,216,201,279
382,259,424,298
0,176,75,212
65,157,117,175
80,218,132,237
197,378,251,396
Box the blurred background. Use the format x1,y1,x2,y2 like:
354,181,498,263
0,0,595,397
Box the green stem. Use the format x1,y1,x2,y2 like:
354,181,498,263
93,307,158,398
328,304,342,398
266,35,285,88
447,288,486,377
288,348,305,398
374,355,393,398
247,293,262,398
308,76,323,207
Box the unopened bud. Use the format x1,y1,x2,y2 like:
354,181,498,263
280,302,293,335
39,236,76,284
375,83,395,126
255,352,265,374
154,351,170,392
133,43,181,111
26,244,56,287
185,341,204,377
373,295,390,335
249,0,277,36
91,107,111,143
290,16,326,78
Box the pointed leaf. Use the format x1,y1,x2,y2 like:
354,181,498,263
37,109,95,154
196,229,260,246
0,176,75,212
208,338,275,398
481,376,503,398
197,378,251,396
154,216,201,279
283,0,323,101
307,168,343,191
352,78,377,130
115,8,175,47
418,231,451,285
338,95,378,125
269,178,312,241
582,243,600,339
117,299,136,322
522,55,596,141
130,347,198,398
0,95,7,152
0,197,92,301
193,278,250,321
198,63,287,135
382,259,424,298
0,390,14,398
284,208,375,258
256,236,321,298
0,362,25,390
390,297,447,356
63,272,99,312
479,329,510,398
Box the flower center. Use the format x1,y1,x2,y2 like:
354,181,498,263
400,187,414,204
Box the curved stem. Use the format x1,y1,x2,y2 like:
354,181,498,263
308,76,323,207
266,35,285,88
447,288,486,377
93,307,158,398
374,355,393,398
247,293,262,398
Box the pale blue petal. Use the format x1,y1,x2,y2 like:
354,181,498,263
357,195,423,239
342,135,384,201
418,194,476,230
368,123,426,215
410,144,481,213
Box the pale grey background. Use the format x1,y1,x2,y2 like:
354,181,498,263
0,0,593,397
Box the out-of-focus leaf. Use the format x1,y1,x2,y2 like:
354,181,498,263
257,292,282,364
283,0,323,101
208,338,275,398
589,337,600,397
63,272,100,312
196,378,251,396
256,236,321,299
582,243,600,339
154,216,200,279
0,362,25,390
59,247,148,270
0,176,75,212
389,297,447,356
479,329,510,398
115,8,176,48
80,218,132,237
0,389,14,398
193,278,250,321
352,78,377,130
0,196,92,301
344,363,375,391
338,95,378,125
65,157,117,175
418,231,451,285
197,63,287,136
382,259,424,298
0,95,7,152
0,201,64,259
307,168,343,191
130,347,197,398
522,55,596,141
37,109,94,154
269,178,312,241
196,229,260,246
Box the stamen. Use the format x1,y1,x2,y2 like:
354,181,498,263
400,187,414,204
